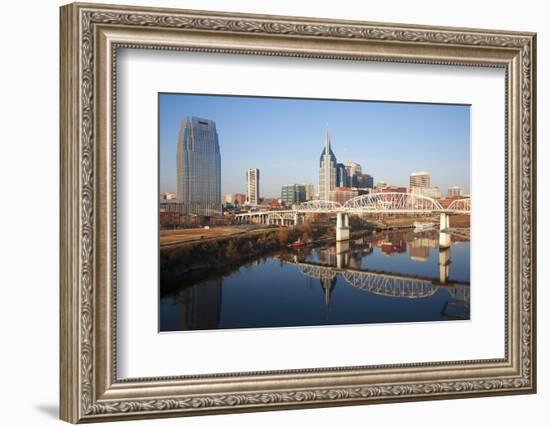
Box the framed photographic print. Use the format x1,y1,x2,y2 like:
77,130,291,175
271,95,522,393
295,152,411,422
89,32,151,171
60,2,537,423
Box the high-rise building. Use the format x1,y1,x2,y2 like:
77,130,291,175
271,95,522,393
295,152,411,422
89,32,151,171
355,173,374,189
376,180,388,189
448,186,465,197
305,183,315,201
409,171,431,189
409,171,440,199
345,161,362,184
176,116,221,216
319,129,337,201
246,168,260,205
281,184,306,206
336,163,348,187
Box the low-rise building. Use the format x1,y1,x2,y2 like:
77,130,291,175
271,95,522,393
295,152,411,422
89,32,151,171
381,186,407,193
328,187,359,204
160,192,177,202
223,193,246,205
281,184,307,206
411,186,441,199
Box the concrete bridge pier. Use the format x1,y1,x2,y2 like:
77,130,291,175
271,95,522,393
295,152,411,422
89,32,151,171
336,240,350,269
439,246,451,284
336,212,350,242
439,212,451,248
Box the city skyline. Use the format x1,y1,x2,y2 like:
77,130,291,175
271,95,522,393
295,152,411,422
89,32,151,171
160,94,470,198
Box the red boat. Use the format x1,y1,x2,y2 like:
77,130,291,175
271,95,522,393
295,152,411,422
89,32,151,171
290,238,305,248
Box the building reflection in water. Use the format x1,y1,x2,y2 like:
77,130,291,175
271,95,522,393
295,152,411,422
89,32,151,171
161,230,470,331
175,278,222,330
408,236,438,262
319,274,337,307
317,238,374,305
312,230,461,309
318,231,442,268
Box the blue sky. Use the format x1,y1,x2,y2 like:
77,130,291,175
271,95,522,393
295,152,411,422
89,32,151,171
159,94,470,198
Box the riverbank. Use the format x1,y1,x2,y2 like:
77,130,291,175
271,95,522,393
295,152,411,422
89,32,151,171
160,225,280,248
160,223,334,291
369,214,470,230
160,216,470,293
160,228,471,331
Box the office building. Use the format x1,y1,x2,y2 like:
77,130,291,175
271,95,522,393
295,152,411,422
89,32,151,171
246,168,260,205
376,180,388,189
355,173,374,189
448,186,465,197
281,184,306,206
305,183,315,201
223,193,246,205
319,129,337,200
336,163,348,187
176,116,221,216
411,186,442,199
345,161,362,183
409,171,431,189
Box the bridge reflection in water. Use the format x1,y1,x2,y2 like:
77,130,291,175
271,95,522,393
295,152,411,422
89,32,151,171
160,230,470,331
282,239,470,312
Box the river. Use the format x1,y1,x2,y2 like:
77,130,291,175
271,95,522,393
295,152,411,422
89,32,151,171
160,229,470,331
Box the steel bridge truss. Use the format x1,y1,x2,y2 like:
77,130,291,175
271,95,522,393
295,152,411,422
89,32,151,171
235,193,470,222
342,192,443,213
446,198,471,212
295,262,469,301
294,193,470,214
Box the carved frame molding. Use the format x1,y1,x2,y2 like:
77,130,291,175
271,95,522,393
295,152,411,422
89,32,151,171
60,2,536,423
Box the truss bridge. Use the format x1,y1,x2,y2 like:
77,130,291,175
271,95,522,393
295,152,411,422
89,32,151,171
281,258,470,304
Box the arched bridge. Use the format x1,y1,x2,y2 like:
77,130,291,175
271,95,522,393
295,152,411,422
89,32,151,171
297,193,469,214
236,193,470,223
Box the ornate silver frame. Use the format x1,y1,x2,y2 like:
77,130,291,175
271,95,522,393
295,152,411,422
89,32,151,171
60,2,537,423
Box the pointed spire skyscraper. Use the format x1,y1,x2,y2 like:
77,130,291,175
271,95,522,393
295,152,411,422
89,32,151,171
319,128,337,201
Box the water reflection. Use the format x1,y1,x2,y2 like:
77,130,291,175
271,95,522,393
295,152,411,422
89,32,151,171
160,230,470,331
165,278,223,331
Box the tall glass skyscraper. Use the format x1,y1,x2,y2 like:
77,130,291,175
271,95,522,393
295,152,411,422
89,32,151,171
176,116,221,216
336,163,348,187
319,129,337,201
